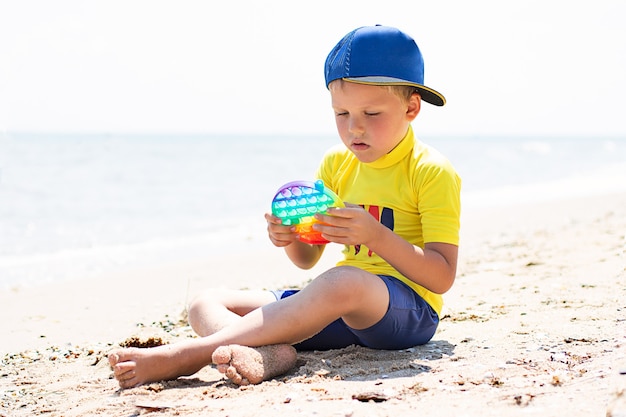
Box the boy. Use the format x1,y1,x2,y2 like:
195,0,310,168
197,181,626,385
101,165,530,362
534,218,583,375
109,25,461,388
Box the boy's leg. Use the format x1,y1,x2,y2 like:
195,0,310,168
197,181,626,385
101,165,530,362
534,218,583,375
109,266,389,388
188,289,277,336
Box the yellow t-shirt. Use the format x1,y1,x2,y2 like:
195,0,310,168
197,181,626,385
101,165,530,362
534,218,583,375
316,126,461,316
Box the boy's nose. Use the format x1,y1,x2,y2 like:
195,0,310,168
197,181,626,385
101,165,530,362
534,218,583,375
348,118,364,135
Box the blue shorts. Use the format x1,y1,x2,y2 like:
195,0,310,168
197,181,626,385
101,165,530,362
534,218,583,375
271,275,439,351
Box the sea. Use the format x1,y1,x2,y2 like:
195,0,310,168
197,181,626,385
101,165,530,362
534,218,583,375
1,132,625,289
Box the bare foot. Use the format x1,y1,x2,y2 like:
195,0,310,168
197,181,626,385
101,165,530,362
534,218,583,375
108,343,208,389
212,344,297,385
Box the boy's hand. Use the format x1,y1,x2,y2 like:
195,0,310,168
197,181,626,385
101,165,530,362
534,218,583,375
313,203,382,246
265,213,299,247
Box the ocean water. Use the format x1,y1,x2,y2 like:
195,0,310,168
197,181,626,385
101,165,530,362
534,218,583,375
1,132,625,289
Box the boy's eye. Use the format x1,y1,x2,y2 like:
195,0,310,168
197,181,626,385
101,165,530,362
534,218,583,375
334,110,379,117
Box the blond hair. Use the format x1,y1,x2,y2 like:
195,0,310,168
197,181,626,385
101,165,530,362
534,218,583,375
329,79,421,103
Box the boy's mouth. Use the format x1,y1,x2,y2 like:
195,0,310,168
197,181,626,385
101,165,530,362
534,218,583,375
351,141,369,151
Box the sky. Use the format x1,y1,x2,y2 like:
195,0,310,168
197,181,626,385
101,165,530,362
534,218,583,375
1,0,625,137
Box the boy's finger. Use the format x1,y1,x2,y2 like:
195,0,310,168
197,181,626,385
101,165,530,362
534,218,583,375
323,207,355,219
264,213,283,224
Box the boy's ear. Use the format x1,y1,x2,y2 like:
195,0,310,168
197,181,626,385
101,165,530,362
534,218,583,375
406,93,421,121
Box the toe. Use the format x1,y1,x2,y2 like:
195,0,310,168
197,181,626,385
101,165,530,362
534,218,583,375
212,346,232,364
225,366,238,379
108,353,119,367
111,360,135,376
216,364,230,374
119,376,138,389
225,366,243,384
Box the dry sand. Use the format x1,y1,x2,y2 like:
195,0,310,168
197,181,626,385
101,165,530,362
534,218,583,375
1,192,625,417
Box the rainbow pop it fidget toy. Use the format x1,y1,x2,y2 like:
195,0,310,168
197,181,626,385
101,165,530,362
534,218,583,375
271,180,344,244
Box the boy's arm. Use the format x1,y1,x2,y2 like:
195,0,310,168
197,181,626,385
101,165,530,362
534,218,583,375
265,213,325,270
374,233,457,294
284,240,326,270
315,206,457,294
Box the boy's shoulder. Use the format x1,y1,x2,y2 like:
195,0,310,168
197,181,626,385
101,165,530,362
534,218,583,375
412,140,460,187
413,139,453,168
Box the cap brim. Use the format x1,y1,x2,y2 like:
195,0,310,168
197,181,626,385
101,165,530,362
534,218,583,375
344,77,446,106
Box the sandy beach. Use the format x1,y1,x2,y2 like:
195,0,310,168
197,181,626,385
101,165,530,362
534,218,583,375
1,191,625,416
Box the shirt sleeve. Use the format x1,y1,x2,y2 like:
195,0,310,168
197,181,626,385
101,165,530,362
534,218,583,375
416,158,462,245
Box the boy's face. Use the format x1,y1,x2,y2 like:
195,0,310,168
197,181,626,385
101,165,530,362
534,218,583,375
330,81,420,163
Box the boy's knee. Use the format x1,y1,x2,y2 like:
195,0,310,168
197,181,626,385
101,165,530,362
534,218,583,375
187,289,222,322
187,293,204,328
318,266,377,298
323,265,371,282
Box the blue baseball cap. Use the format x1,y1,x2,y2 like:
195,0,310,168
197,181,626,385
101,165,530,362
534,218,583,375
324,25,446,106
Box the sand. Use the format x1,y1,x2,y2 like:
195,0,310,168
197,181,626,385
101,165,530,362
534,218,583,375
1,192,625,417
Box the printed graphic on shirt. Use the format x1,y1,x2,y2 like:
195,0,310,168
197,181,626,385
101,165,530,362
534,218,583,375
354,205,394,257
